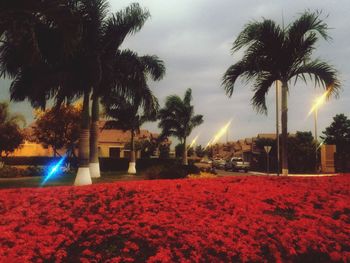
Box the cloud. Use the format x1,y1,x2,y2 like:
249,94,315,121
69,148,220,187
1,0,349,147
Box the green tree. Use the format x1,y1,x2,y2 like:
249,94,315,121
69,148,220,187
102,50,164,173
32,104,81,157
1,1,152,184
222,11,340,175
288,132,316,173
0,102,25,162
159,143,170,159
321,114,350,153
88,2,151,179
254,132,316,173
175,143,194,158
0,0,82,109
102,49,164,173
103,94,158,174
1,0,97,185
158,89,204,165
321,114,350,171
195,145,205,158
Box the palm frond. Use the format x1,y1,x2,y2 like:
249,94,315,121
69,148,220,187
290,59,340,97
189,114,204,130
222,62,246,96
251,73,277,114
232,19,283,52
287,11,330,42
102,3,150,53
139,55,166,81
183,88,192,106
158,88,202,142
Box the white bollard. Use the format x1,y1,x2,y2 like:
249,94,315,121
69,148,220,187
128,162,136,175
89,162,101,178
74,167,92,186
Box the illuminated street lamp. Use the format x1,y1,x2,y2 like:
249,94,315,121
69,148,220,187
308,90,330,172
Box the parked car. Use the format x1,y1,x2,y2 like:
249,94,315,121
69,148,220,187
195,158,216,173
212,158,226,169
225,157,250,172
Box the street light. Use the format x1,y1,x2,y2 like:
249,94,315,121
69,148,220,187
308,90,330,172
276,80,280,176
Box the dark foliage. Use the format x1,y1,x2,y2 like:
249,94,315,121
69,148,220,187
142,163,189,180
253,132,317,173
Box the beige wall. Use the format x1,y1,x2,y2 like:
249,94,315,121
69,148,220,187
10,141,141,158
321,144,336,173
8,141,65,157
99,142,141,158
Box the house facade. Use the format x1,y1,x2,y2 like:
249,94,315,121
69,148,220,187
211,133,277,162
10,120,168,158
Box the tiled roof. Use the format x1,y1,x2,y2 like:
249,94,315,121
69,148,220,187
257,133,277,139
99,120,159,143
245,138,253,144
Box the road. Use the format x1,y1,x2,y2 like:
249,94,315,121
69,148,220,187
215,169,253,176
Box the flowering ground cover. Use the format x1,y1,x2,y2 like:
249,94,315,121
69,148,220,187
1,175,349,262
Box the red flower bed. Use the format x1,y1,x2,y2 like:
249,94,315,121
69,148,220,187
1,175,350,262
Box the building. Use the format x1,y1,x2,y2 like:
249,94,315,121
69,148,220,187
211,133,277,161
10,120,169,158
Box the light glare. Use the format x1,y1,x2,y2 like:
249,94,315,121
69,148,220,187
205,120,232,148
189,135,199,148
41,155,67,186
308,89,330,116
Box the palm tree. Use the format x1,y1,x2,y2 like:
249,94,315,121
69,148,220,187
103,93,158,174
0,0,81,107
88,2,151,179
158,88,203,165
1,1,152,185
222,11,340,175
102,51,165,174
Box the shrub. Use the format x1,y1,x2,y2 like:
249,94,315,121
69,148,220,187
0,166,23,178
142,163,189,180
0,165,44,178
183,163,201,175
22,166,43,177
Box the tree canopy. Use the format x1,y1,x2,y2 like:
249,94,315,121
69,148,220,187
0,102,25,157
158,88,203,143
32,104,81,157
158,88,203,165
321,114,350,154
222,10,340,112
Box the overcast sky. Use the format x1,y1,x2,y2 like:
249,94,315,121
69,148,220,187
0,0,349,146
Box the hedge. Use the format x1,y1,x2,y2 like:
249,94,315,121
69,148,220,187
3,157,179,172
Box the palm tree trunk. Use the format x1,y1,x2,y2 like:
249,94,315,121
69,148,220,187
128,128,136,174
89,94,101,178
281,81,288,175
74,90,92,185
183,137,188,165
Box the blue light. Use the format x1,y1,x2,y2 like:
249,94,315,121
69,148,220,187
41,155,67,185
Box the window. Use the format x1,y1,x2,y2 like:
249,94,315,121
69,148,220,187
123,150,130,159
109,147,121,158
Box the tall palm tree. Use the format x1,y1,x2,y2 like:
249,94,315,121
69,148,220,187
158,88,203,165
1,1,152,185
222,11,340,175
103,93,158,174
102,50,165,174
88,3,151,179
0,0,81,107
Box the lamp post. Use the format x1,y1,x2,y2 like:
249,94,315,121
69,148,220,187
309,90,329,173
314,108,318,172
276,80,280,176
